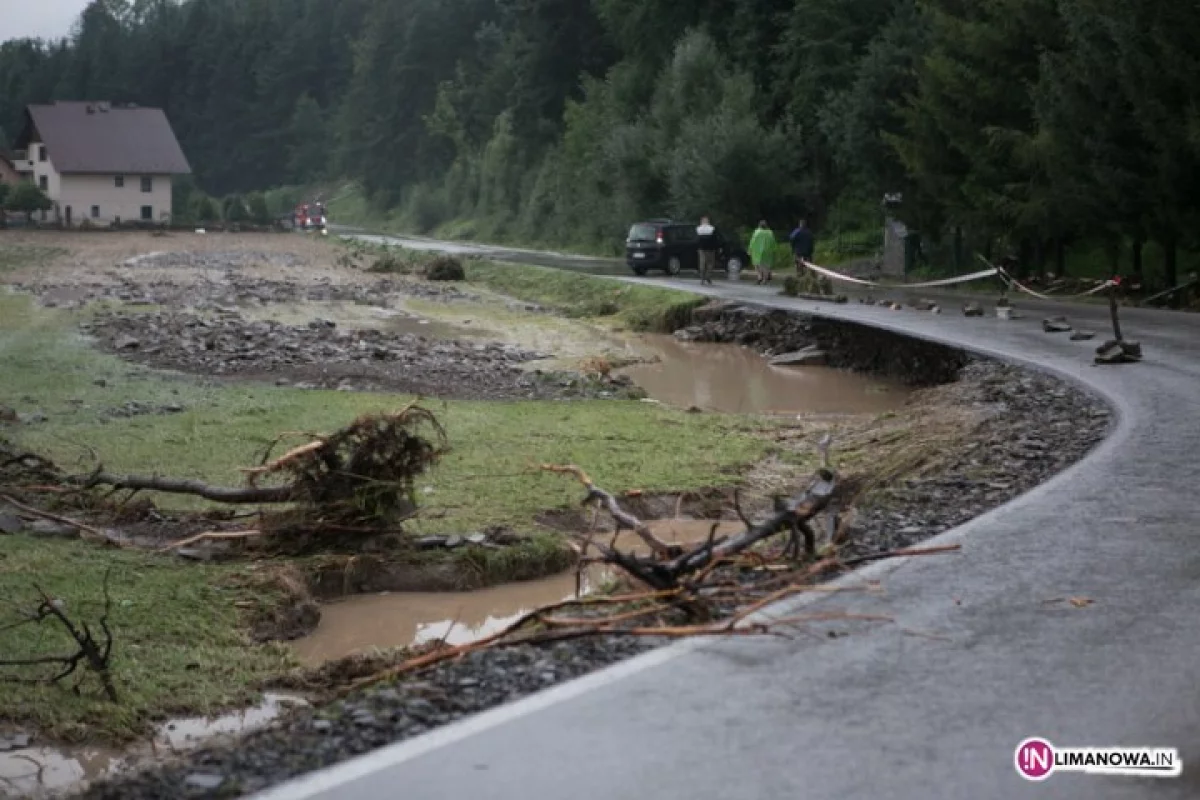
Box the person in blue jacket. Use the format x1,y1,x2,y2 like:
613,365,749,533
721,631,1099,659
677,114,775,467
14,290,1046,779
788,218,814,268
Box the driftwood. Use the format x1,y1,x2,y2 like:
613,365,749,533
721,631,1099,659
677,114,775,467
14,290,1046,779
541,465,678,557
543,442,837,594
0,571,118,702
70,405,446,527
76,474,294,504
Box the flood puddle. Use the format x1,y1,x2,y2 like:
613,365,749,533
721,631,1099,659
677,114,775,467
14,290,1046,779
0,693,305,798
621,335,907,415
292,519,745,665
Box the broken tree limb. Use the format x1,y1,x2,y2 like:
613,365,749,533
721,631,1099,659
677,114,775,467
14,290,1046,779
546,460,838,594
0,492,112,544
62,406,447,529
76,473,296,504
540,465,678,557
0,570,118,702
158,529,265,552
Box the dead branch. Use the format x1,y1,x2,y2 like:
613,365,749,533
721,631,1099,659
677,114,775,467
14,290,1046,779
158,529,265,552
0,570,118,702
541,465,678,557
838,543,962,568
76,474,295,504
544,463,837,594
0,492,112,544
67,406,448,530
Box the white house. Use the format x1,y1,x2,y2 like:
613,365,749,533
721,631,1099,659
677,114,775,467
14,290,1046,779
10,101,192,226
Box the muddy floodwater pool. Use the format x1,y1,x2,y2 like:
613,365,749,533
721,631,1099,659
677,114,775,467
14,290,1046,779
623,335,908,415
292,519,745,665
0,694,305,798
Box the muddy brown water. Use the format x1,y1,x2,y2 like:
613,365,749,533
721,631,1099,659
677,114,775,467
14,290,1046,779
623,335,907,415
291,519,744,665
0,694,305,798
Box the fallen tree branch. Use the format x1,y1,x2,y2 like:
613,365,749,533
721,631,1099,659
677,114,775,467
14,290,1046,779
159,529,265,552
63,406,447,530
75,473,295,504
0,492,112,544
837,543,962,568
0,570,118,701
541,464,678,557
544,463,838,593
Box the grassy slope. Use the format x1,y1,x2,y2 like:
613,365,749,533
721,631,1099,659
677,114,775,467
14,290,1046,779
462,259,707,332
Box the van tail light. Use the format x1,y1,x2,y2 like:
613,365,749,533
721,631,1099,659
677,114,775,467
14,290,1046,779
655,228,663,244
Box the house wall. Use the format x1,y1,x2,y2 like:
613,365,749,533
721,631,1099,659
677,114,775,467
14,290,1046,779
57,174,174,226
20,140,61,199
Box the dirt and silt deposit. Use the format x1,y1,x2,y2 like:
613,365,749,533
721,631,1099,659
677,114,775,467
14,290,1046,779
0,232,1109,798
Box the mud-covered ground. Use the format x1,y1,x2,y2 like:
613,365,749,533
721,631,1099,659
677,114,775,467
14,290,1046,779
4,232,640,400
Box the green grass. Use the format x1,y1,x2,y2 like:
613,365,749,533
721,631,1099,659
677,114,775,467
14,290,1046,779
0,536,294,743
463,260,706,332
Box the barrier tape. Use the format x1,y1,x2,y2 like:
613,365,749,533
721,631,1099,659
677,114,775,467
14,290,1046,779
799,259,1000,289
975,255,1116,300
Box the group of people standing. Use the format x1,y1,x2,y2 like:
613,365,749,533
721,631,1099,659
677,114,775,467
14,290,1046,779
695,216,815,285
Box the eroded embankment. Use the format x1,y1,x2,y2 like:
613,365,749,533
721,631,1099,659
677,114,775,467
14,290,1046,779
72,298,1113,800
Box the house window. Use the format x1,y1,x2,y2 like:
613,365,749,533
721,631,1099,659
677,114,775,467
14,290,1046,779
38,175,48,191
91,205,100,218
114,175,124,188
38,145,47,162
140,205,153,221
140,176,153,193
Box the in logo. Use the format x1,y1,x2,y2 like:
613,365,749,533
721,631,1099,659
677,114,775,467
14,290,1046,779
1015,737,1055,781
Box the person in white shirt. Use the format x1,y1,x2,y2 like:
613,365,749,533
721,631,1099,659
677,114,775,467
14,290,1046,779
696,216,718,285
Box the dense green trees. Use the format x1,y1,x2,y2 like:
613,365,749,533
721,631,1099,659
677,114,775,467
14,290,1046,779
3,0,1200,279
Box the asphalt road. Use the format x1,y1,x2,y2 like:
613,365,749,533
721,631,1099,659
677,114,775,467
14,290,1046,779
256,238,1200,799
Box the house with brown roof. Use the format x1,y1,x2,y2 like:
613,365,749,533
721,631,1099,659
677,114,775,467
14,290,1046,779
11,101,191,226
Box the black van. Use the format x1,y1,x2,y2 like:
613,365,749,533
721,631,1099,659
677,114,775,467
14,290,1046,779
625,219,748,276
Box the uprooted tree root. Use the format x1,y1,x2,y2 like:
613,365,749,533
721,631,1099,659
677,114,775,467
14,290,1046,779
69,404,447,540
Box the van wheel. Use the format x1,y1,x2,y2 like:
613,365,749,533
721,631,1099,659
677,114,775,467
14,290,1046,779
631,265,647,276
665,256,683,276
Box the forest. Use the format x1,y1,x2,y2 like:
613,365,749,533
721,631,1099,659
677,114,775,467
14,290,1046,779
1,0,1198,282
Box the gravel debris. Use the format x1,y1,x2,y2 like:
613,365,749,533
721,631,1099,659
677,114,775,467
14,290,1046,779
79,309,645,401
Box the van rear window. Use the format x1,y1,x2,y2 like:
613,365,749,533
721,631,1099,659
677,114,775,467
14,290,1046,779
628,223,657,242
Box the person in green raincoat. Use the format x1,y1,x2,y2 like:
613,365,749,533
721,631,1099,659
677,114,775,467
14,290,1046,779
748,220,776,284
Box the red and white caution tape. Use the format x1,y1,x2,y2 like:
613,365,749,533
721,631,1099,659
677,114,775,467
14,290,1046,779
800,259,1000,288
976,255,1116,300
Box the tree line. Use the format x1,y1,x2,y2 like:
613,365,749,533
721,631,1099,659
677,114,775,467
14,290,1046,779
1,0,1198,283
